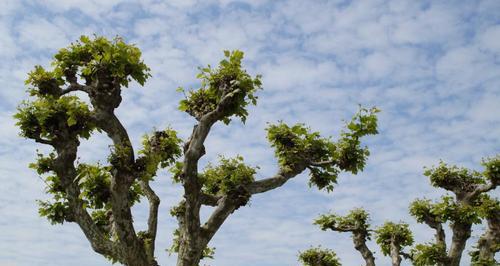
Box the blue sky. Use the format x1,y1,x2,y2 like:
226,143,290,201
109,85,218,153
0,0,499,265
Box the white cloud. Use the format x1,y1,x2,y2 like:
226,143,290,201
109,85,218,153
16,18,70,51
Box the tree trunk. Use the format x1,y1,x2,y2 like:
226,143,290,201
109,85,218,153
176,245,203,266
477,218,500,263
353,233,376,266
448,222,472,266
390,240,401,266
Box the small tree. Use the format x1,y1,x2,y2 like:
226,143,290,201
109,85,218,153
409,157,500,266
303,157,499,266
15,35,380,266
302,208,413,266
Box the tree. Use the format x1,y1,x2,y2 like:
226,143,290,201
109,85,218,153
302,208,413,266
15,35,380,266
300,157,500,266
409,157,499,266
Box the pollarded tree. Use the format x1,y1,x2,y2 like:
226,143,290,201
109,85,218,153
301,208,413,266
15,35,380,266
409,157,500,266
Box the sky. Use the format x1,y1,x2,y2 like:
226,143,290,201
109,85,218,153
0,0,499,265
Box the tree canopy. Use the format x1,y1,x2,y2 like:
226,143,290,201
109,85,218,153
15,35,380,266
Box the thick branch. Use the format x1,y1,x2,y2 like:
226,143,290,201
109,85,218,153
200,196,239,245
33,135,54,145
91,107,151,265
466,182,497,202
448,222,472,266
421,213,447,248
61,82,92,95
247,165,306,195
53,140,122,262
390,239,402,266
476,215,500,263
139,180,160,264
352,232,376,266
201,193,221,207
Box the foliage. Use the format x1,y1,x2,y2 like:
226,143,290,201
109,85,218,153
299,247,342,266
335,106,380,173
409,196,482,225
375,221,414,256
411,243,448,266
266,107,379,192
314,208,370,234
137,128,182,180
77,163,143,209
14,95,96,140
482,155,500,185
201,156,256,196
470,250,499,266
424,161,485,193
178,50,262,124
37,200,71,225
52,35,151,88
409,198,443,224
476,195,500,219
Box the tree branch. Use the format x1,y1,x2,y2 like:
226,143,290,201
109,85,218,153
421,213,447,248
201,193,221,207
53,140,122,262
33,135,54,145
247,165,305,195
200,196,239,245
139,180,160,263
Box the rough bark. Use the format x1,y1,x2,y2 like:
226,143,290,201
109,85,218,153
352,232,376,266
389,239,402,266
476,215,500,263
448,222,472,266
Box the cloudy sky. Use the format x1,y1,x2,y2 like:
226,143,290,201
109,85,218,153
1,0,499,265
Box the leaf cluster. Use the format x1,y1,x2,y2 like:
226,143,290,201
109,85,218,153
137,128,182,180
52,35,150,88
76,163,143,209
375,222,414,256
410,196,482,226
410,243,448,266
178,50,262,124
482,155,500,185
298,247,342,266
37,200,72,225
266,107,379,192
201,156,256,196
424,161,485,194
335,107,380,173
15,96,96,141
314,208,370,234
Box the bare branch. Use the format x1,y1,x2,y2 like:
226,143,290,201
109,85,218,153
139,180,160,262
33,136,54,145
201,193,221,207
247,166,305,195
309,160,335,167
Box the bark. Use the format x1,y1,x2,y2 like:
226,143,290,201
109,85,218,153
389,239,402,266
140,181,161,265
352,232,376,266
448,222,472,266
476,215,500,263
